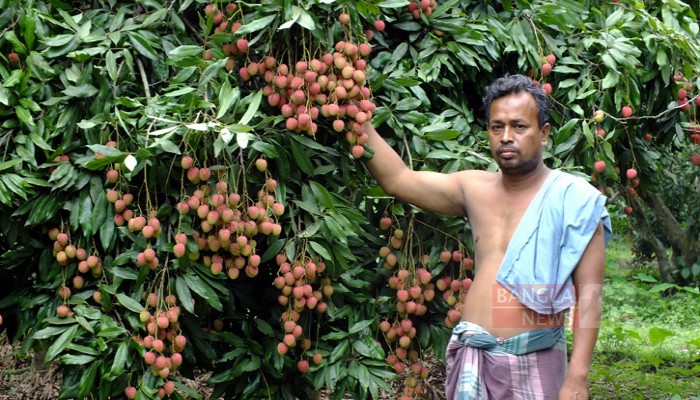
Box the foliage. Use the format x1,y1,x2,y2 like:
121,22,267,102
590,237,700,399
0,0,699,399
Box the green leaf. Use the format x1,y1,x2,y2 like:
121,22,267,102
605,8,624,27
235,15,276,35
255,319,274,336
86,144,124,157
217,84,237,119
79,192,93,238
552,65,580,74
60,354,96,365
42,33,76,47
278,8,299,30
62,84,99,98
322,330,349,341
330,339,350,363
28,51,56,80
109,341,129,376
153,139,181,154
98,326,128,338
100,210,116,252
656,49,667,67
185,274,223,311
46,325,79,361
648,283,676,293
115,293,145,313
175,276,195,314
3,70,24,88
424,129,461,141
127,31,159,60
379,0,410,9
395,98,422,112
309,181,334,210
309,241,332,261
78,361,99,398
239,89,262,125
19,98,41,112
164,87,196,98
348,320,373,334
296,7,315,30
106,50,117,81
289,140,313,175
0,87,8,106
33,325,72,340
140,8,167,28
111,267,139,280
570,104,584,117
648,326,674,346
15,106,34,126
634,273,657,283
602,70,620,89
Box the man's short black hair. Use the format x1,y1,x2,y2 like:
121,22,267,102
483,74,551,128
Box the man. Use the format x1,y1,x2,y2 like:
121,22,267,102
363,74,611,399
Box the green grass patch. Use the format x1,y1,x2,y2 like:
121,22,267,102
588,237,700,399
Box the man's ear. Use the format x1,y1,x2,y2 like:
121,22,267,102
541,123,551,145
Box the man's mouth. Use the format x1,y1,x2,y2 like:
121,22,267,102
498,148,519,157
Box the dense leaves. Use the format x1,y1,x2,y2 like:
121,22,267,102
0,0,699,399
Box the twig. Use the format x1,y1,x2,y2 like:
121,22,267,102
182,13,204,45
612,93,700,122
402,134,413,168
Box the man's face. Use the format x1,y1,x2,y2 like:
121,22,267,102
487,91,550,176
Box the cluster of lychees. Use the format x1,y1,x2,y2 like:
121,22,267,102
395,356,431,399
202,3,247,64
375,216,473,399
201,7,384,159
204,10,379,159
381,320,430,399
204,3,241,34
236,40,377,158
273,254,330,372
537,54,556,95
48,228,104,317
674,73,700,113
437,248,474,328
125,294,186,399
406,0,437,19
173,155,284,280
108,180,164,270
673,74,700,166
376,216,473,327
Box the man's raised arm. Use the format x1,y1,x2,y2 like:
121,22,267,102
363,122,469,217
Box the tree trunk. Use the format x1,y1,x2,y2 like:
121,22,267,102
628,195,677,283
639,189,700,282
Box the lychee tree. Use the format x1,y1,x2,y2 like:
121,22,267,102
0,0,699,399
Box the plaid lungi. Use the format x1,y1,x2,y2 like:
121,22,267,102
445,321,567,400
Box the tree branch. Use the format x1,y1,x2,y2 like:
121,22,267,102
639,190,687,254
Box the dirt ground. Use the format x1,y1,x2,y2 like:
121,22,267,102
0,332,446,400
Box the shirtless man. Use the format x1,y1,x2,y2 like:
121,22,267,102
363,74,610,399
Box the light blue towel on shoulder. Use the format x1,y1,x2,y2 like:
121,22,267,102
496,169,612,315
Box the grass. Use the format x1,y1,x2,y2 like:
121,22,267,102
587,237,700,400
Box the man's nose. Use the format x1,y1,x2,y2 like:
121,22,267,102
500,126,513,143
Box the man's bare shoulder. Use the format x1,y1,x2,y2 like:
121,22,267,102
451,169,499,187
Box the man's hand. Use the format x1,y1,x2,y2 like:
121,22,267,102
558,375,588,399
